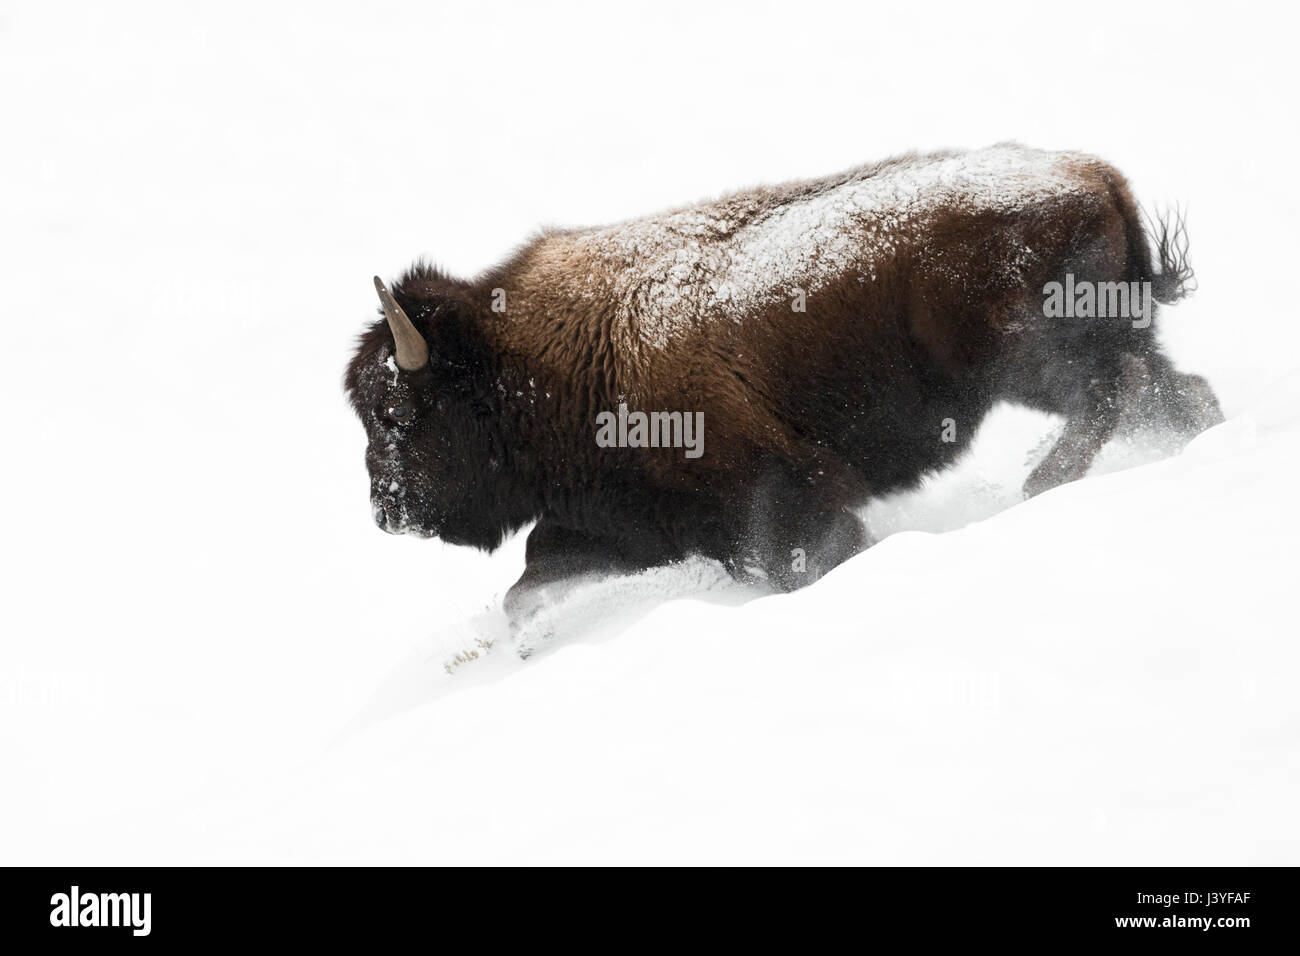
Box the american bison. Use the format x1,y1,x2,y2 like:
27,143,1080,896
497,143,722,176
346,143,1222,617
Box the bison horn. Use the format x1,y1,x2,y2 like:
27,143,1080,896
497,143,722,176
373,276,429,371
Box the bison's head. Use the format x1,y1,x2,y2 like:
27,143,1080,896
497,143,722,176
345,271,516,550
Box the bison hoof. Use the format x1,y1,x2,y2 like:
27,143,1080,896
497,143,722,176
503,583,548,625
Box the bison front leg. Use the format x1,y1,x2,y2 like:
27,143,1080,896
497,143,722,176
503,519,669,624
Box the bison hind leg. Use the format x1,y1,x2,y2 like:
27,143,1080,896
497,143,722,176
1117,351,1225,438
1023,371,1126,499
1022,350,1225,499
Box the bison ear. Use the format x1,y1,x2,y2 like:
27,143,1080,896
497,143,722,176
420,295,491,382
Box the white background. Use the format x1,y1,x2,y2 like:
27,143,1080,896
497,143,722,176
2,0,1297,863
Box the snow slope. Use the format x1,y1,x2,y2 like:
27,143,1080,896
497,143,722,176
32,380,1294,866
1,1,1297,864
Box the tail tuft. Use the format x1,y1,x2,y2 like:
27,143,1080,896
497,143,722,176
1142,205,1196,304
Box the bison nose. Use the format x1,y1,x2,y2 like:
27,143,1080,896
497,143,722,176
372,500,392,532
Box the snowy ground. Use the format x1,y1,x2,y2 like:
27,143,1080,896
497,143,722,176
2,1,1297,864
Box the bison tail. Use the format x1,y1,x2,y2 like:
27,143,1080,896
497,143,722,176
1139,204,1196,304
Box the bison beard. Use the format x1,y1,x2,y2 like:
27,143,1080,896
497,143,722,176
345,144,1223,621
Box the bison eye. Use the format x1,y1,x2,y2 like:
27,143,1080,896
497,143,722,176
387,401,414,424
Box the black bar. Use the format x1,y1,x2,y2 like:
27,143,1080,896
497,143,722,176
3,867,1295,944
